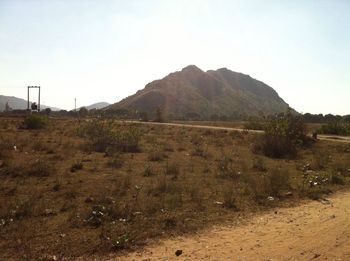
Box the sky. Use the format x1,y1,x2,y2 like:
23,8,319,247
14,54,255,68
0,0,349,115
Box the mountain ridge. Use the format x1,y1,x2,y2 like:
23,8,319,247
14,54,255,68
108,65,291,120
0,95,61,112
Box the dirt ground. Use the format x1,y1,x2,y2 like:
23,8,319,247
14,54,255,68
0,116,349,260
116,190,350,261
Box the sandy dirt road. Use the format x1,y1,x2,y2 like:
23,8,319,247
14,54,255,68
115,191,350,261
126,121,350,144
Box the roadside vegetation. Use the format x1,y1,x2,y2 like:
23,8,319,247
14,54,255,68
253,110,312,158
317,121,350,136
0,116,349,260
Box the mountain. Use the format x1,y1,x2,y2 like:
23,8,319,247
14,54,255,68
0,95,60,111
80,102,110,110
108,65,291,119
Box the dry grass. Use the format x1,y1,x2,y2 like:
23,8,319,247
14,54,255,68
0,116,349,260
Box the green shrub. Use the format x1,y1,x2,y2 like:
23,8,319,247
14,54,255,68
255,109,310,158
331,172,345,185
318,121,350,136
244,121,265,130
23,115,48,129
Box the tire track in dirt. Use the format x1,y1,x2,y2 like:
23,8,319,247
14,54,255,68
115,190,350,261
125,121,350,144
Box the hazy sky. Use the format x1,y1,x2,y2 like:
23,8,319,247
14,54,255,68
1,0,349,114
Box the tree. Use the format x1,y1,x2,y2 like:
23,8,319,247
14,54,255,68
5,102,11,112
44,108,51,115
79,107,88,117
139,111,149,122
155,107,164,122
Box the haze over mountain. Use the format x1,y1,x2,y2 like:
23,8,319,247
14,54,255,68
109,65,291,119
0,95,60,112
79,102,110,110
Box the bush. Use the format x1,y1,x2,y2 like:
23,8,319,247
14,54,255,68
331,172,345,185
107,154,123,169
23,115,48,129
318,121,350,136
255,109,310,158
244,121,265,130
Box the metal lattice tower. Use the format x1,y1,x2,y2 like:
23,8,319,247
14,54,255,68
27,86,41,112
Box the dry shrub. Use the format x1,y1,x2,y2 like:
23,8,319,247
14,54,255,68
78,120,141,153
217,154,239,179
148,175,167,196
0,136,11,159
27,159,55,177
148,146,166,161
22,115,48,129
164,161,180,176
143,165,155,177
70,161,83,172
243,169,291,202
107,154,124,169
310,152,331,170
222,183,239,210
114,174,132,196
252,157,267,172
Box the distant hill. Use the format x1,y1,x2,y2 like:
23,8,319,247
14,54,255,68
108,65,291,119
79,102,110,110
0,95,60,111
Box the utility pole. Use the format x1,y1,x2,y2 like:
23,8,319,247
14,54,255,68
75,98,77,111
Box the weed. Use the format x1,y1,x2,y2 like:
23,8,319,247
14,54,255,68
27,159,55,177
217,154,238,179
112,234,133,250
70,161,83,172
164,161,180,176
222,184,239,210
148,146,165,161
252,157,267,172
107,154,124,169
143,165,155,177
